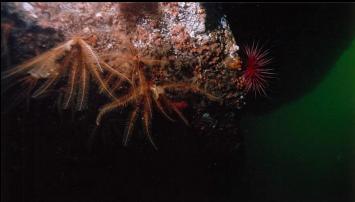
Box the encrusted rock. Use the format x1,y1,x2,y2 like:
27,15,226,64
1,3,246,143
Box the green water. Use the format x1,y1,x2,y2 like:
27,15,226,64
241,40,355,201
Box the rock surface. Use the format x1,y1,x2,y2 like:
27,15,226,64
1,2,245,149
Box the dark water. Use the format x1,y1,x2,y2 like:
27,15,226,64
2,3,354,202
224,3,355,202
241,43,355,201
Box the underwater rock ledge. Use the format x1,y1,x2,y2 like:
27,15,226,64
1,2,246,149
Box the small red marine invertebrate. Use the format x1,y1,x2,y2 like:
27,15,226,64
171,100,188,110
242,42,274,96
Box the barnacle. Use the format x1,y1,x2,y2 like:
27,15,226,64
224,56,242,70
1,36,126,110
